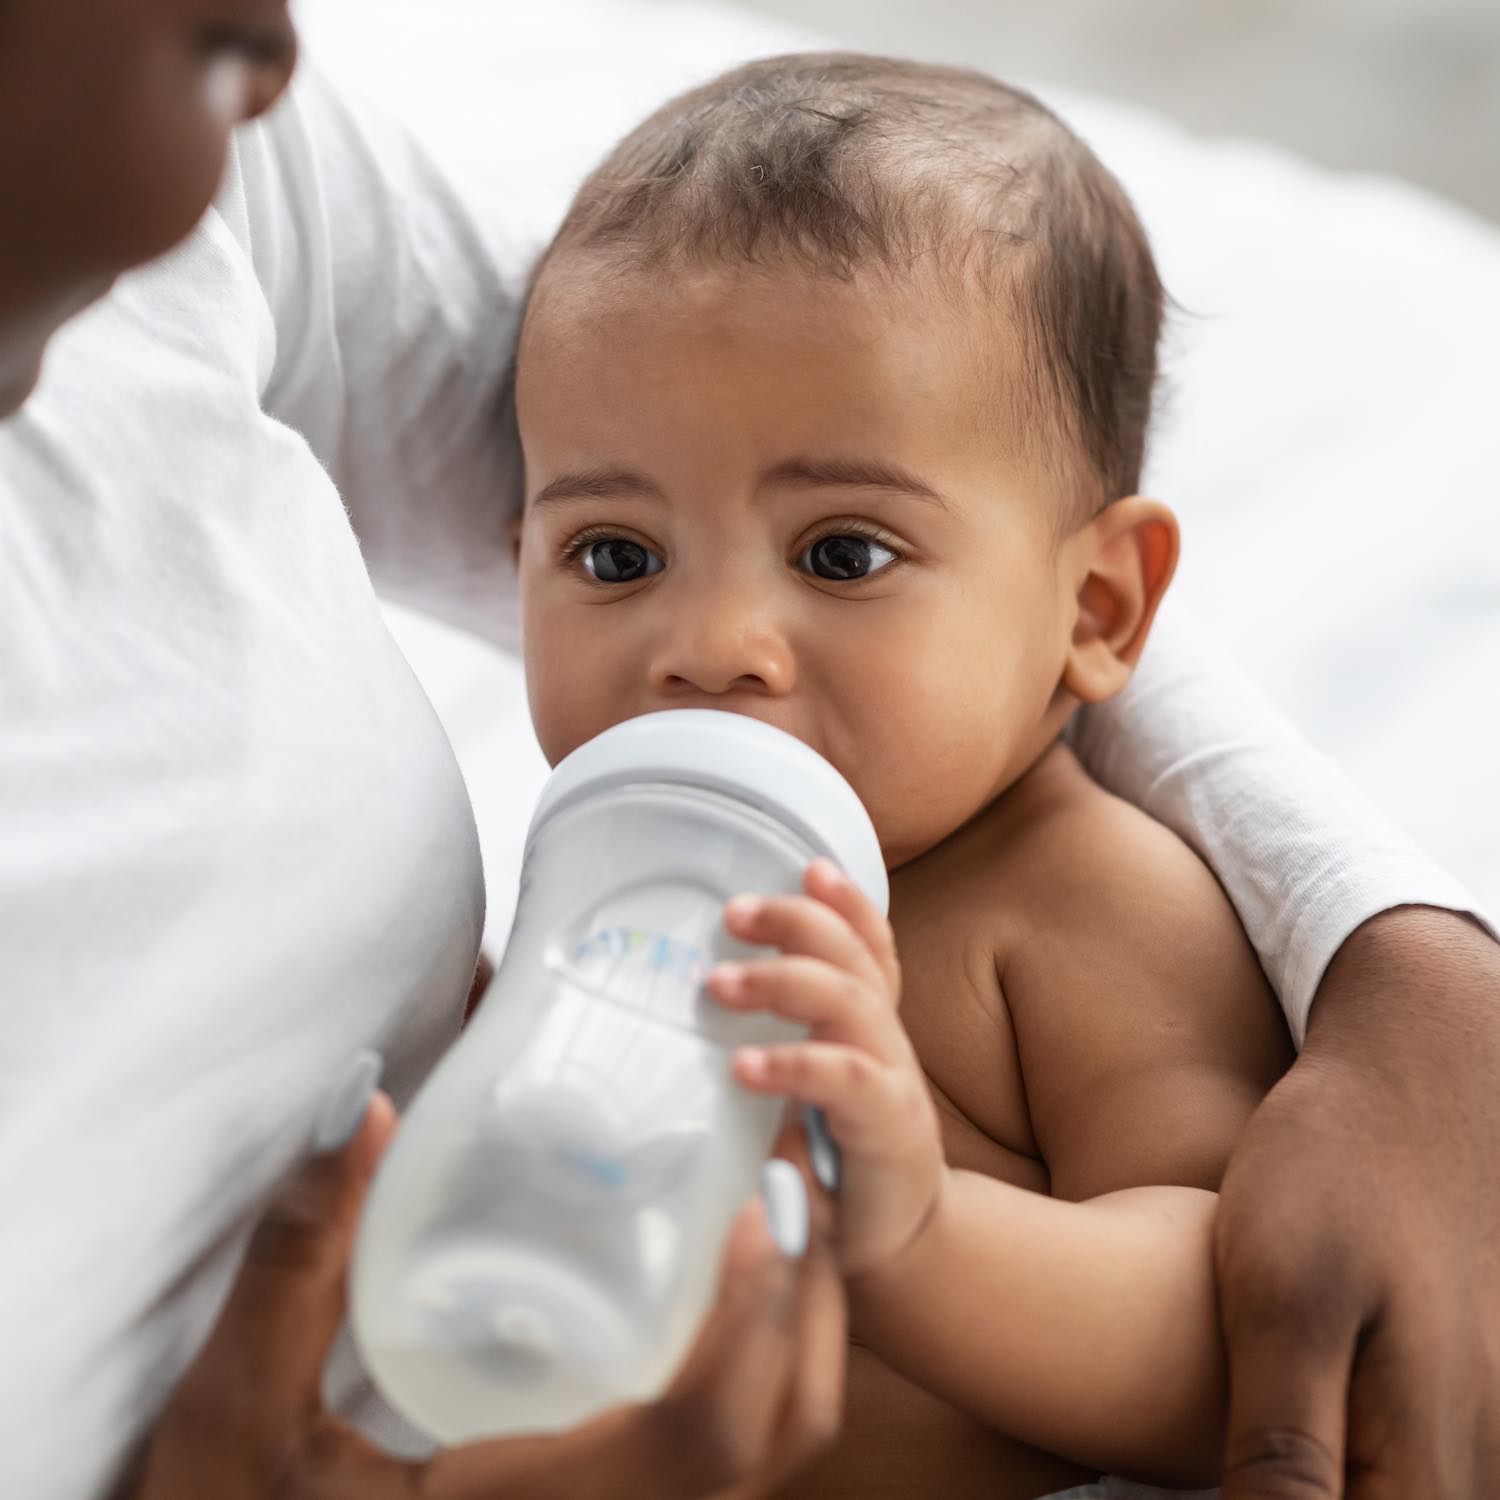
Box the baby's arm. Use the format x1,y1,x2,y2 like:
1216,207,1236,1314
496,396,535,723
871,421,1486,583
883,785,1291,1481
858,781,1291,1483
847,1175,1224,1486
710,838,1286,1486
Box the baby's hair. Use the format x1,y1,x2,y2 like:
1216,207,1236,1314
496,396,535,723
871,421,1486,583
539,52,1165,520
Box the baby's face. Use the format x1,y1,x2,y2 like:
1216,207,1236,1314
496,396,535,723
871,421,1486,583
516,260,1081,866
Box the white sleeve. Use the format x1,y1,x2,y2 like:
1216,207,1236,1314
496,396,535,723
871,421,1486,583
1071,602,1492,1045
225,59,526,650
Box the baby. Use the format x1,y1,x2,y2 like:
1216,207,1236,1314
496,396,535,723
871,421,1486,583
511,53,1291,1498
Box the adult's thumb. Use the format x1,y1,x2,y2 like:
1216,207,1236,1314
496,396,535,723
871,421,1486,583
1219,1314,1349,1499
201,1063,396,1426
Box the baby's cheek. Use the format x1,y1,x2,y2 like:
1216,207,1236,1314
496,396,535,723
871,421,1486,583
856,664,1030,861
523,631,611,767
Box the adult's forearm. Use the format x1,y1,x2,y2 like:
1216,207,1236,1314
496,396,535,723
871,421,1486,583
848,1172,1225,1486
1210,905,1500,1498
1303,906,1500,1072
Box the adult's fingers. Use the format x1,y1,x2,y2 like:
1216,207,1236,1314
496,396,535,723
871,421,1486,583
758,1199,847,1489
202,1088,398,1428
1341,1305,1471,1500
1218,1301,1352,1499
647,1181,807,1493
124,1088,413,1500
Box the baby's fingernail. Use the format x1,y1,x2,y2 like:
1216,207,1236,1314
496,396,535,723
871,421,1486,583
313,1048,383,1153
760,1158,809,1259
737,1045,768,1077
811,857,847,886
803,1104,843,1193
711,961,746,997
725,895,763,925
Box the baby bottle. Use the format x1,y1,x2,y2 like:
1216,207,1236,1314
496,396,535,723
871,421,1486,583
351,709,886,1444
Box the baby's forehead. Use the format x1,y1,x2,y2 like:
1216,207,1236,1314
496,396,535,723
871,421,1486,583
524,251,1053,457
517,251,1085,524
524,250,1020,379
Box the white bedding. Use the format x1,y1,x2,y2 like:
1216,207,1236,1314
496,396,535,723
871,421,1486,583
294,0,1500,945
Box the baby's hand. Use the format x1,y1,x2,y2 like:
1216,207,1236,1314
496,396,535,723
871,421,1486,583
708,859,945,1278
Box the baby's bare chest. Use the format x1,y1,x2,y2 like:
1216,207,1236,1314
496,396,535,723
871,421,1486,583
890,878,1048,1194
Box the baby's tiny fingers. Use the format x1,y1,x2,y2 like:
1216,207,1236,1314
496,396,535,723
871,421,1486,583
734,1041,901,1153
709,955,905,1062
724,891,885,992
804,859,901,999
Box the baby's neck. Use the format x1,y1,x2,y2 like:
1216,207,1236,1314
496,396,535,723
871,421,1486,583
886,728,1079,878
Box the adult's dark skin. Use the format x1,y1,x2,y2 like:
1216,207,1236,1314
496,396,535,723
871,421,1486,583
4,1,1499,1495
0,0,299,410
1216,909,1500,1498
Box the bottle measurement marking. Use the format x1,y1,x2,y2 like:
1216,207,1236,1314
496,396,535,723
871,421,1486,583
570,926,709,985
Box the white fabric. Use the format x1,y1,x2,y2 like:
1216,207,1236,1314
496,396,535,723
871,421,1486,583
1049,88,1500,933
1076,604,1492,1044
0,62,518,1500
1,2,1495,1497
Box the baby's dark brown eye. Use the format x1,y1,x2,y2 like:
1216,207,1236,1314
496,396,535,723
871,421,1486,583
581,537,662,584
799,535,898,581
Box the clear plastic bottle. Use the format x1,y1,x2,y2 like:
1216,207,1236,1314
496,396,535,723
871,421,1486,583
351,710,886,1444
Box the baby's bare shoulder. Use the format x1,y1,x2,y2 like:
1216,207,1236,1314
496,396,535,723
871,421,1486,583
1001,740,1233,929
997,741,1292,1199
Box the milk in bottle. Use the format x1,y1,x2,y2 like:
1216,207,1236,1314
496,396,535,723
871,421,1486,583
350,709,886,1442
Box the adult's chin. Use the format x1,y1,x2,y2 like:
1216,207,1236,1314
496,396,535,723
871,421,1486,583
0,272,114,419
0,347,43,421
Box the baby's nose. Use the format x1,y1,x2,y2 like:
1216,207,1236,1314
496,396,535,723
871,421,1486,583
649,594,795,699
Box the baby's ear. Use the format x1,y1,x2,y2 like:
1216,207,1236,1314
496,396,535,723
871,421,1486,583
1061,497,1179,705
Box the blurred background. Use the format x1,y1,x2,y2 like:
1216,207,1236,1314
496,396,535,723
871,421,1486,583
730,0,1500,222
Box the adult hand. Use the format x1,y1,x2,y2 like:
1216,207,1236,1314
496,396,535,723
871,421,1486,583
119,1093,845,1500
1216,907,1500,1497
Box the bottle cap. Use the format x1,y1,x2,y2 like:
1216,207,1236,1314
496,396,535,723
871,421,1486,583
530,710,888,915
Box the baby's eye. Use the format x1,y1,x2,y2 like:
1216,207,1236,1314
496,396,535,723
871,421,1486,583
579,537,664,584
797,534,899,582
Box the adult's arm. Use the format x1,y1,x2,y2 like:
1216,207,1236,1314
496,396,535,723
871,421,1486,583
1071,600,1490,1043
1074,603,1500,1497
228,59,526,649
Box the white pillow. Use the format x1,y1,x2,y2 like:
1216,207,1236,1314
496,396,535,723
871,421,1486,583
296,0,1500,935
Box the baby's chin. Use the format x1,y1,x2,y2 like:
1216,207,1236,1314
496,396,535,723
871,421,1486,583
861,783,977,872
875,818,970,875
864,760,1033,873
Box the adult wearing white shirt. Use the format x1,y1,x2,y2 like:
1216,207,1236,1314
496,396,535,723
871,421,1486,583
0,3,1495,1500
0,7,843,1499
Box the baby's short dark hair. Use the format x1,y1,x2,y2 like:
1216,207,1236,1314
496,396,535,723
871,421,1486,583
542,53,1165,519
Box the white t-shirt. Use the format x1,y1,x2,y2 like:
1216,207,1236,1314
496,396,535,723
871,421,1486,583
0,61,1482,1500
0,65,517,1499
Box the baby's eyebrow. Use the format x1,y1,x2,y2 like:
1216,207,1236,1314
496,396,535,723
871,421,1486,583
531,468,667,508
759,456,949,507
